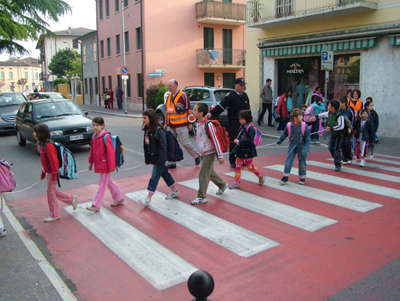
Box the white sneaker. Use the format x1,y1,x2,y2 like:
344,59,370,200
44,216,61,223
229,182,240,189
259,175,266,186
72,195,78,210
216,183,228,195
360,159,365,167
191,197,208,205
139,196,151,207
0,227,7,237
165,190,179,200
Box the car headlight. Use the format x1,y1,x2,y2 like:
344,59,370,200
86,125,93,132
0,117,3,122
50,130,63,136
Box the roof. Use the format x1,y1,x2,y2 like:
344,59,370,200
36,27,95,49
0,58,40,67
75,30,97,41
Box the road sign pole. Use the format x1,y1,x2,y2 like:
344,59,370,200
124,79,127,114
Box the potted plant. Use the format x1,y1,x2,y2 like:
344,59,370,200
249,0,262,22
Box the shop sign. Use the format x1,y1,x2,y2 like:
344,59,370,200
321,50,334,71
286,63,304,74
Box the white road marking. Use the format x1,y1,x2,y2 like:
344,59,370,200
125,190,280,257
308,161,400,183
64,202,197,291
179,179,337,232
225,171,382,213
266,165,400,199
327,159,400,173
2,197,77,300
367,157,400,166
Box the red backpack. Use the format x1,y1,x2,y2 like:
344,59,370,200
205,120,230,153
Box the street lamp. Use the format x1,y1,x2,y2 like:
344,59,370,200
13,58,21,92
63,40,71,48
70,75,80,104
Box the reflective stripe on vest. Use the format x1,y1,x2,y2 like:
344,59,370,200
166,91,188,125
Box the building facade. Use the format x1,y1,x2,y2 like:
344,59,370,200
96,0,247,110
246,0,400,137
77,31,100,105
0,58,42,92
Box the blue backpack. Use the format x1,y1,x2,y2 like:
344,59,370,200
103,134,125,170
155,128,184,162
45,142,78,186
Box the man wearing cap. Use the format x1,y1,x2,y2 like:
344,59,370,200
205,77,250,168
164,79,200,168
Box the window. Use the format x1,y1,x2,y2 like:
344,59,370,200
100,40,104,59
85,78,88,94
9,71,13,80
83,46,87,64
0,71,4,79
124,0,128,8
73,40,78,49
116,35,120,55
24,72,28,79
107,38,111,57
127,75,131,97
95,77,98,94
137,74,143,97
136,27,142,50
204,27,214,49
102,76,106,94
276,0,292,17
93,43,97,62
115,0,119,12
106,0,110,17
99,0,103,20
124,31,129,53
108,76,112,89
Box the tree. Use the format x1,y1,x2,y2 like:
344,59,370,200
0,0,71,55
66,56,82,79
48,48,76,77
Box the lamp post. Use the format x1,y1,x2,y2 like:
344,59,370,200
71,75,80,104
13,58,21,92
63,40,71,48
29,50,35,91
121,0,127,114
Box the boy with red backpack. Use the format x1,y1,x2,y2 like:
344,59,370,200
276,108,311,185
191,103,228,205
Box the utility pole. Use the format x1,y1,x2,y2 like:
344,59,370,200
121,0,127,114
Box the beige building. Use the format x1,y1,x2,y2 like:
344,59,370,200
0,58,42,92
246,0,400,137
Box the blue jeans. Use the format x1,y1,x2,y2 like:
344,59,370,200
147,164,175,193
283,144,307,179
328,135,343,167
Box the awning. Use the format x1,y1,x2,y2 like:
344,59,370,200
389,35,400,46
262,37,376,57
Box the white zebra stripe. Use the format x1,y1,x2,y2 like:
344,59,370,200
266,165,400,199
309,161,400,183
327,159,400,173
225,171,382,213
179,179,337,232
125,190,279,257
64,202,197,290
368,157,400,166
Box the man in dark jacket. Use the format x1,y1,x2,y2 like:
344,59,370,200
205,77,250,168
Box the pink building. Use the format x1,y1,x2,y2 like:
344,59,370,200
96,0,246,110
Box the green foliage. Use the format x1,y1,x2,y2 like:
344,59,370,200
66,56,82,79
53,77,68,86
48,48,75,77
0,0,71,55
146,82,167,110
17,78,27,86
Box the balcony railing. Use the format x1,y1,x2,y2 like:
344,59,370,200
247,0,379,25
196,1,247,24
196,48,246,68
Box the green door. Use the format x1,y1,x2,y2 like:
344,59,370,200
223,73,235,88
223,29,232,64
204,73,215,87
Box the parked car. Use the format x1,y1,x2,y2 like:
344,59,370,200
27,92,68,100
0,92,27,134
155,86,232,134
15,99,94,150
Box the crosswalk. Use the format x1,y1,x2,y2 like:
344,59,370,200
62,154,399,292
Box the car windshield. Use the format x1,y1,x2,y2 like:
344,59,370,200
42,93,65,99
214,90,232,101
0,93,25,107
34,101,83,118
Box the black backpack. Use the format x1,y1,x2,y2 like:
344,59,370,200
155,128,184,162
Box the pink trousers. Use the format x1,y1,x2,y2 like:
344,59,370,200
92,173,123,208
46,174,73,218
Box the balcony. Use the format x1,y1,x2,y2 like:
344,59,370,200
247,0,379,28
196,1,247,26
196,48,246,69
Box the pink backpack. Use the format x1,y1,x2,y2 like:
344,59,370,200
246,123,262,146
287,122,307,141
0,160,16,193
303,104,316,123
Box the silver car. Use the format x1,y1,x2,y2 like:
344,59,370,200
0,92,27,134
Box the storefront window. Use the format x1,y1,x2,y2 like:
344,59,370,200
276,53,360,104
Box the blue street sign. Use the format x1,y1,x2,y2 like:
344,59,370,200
148,72,163,77
120,66,130,75
44,81,50,86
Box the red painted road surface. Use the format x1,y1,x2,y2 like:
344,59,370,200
8,153,400,300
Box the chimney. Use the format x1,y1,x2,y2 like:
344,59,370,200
68,27,72,34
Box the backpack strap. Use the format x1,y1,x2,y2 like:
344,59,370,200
103,133,110,147
301,121,306,137
287,122,292,140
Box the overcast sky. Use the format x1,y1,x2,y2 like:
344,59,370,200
0,0,96,61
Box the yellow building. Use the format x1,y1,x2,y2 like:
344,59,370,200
0,58,42,92
246,0,400,137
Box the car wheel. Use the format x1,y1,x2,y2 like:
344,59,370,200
156,112,165,126
16,129,26,146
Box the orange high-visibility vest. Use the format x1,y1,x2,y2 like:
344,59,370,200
166,91,188,125
347,99,363,112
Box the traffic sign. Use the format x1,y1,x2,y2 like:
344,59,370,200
120,66,130,75
148,72,163,77
44,74,50,81
321,50,334,71
155,68,167,74
44,81,50,86
121,75,129,80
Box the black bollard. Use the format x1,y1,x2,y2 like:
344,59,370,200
187,270,214,301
